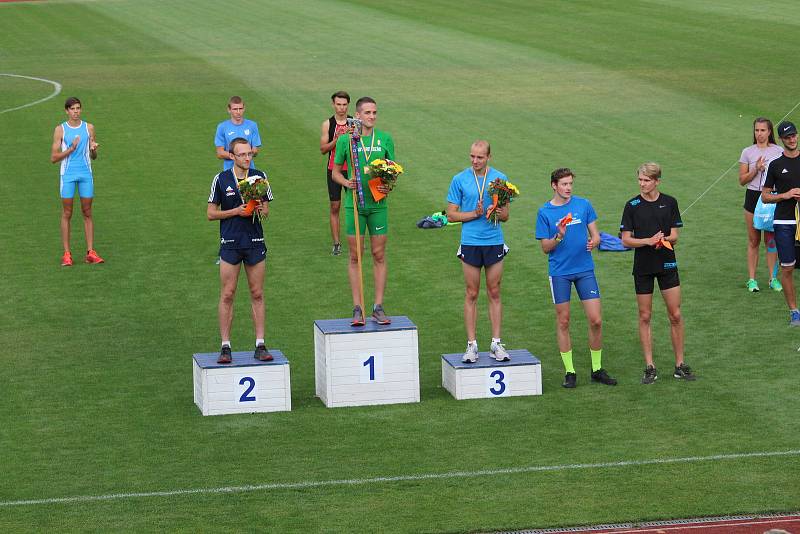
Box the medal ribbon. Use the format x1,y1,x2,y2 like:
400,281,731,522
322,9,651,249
473,167,488,206
349,134,365,208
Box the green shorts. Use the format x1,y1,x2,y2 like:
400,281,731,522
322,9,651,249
345,206,388,236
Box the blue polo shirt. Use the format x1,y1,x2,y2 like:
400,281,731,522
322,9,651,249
446,166,506,246
208,168,273,249
535,196,597,276
214,119,262,170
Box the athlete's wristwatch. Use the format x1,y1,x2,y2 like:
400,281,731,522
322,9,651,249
553,234,563,244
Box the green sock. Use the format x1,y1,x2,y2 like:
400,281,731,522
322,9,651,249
560,350,575,373
590,348,602,372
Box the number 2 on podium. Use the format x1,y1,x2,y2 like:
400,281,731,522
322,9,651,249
239,376,256,402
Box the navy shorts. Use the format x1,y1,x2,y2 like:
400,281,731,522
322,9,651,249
774,223,797,267
549,270,600,304
457,244,508,268
634,270,680,295
219,245,266,266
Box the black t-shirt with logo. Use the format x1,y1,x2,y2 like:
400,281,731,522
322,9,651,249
620,193,682,275
763,153,800,222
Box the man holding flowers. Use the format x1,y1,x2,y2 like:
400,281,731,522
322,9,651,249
207,139,273,364
446,140,513,363
331,96,395,326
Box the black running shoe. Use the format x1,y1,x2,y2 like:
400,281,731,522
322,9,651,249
351,305,365,326
562,372,577,388
218,345,232,364
641,365,657,384
591,368,617,385
673,362,696,381
254,344,273,362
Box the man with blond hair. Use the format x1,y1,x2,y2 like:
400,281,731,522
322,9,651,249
621,162,695,384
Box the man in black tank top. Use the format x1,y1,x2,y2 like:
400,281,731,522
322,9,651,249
319,91,352,256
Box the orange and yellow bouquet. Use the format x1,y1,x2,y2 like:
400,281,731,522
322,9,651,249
366,159,404,201
237,175,271,222
486,178,520,224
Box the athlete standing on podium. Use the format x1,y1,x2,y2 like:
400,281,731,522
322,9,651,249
207,139,273,364
446,140,511,364
50,97,103,267
331,96,395,326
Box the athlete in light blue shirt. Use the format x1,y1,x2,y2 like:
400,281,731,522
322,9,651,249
535,168,615,388
215,96,262,170
446,140,511,364
50,96,103,267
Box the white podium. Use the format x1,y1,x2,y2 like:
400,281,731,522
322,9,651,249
314,316,420,408
441,349,541,400
193,350,291,416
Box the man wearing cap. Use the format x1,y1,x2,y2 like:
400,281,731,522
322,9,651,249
762,120,800,326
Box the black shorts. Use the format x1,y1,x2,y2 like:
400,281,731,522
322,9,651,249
634,269,680,295
743,188,761,213
457,244,508,268
327,169,346,202
219,245,266,266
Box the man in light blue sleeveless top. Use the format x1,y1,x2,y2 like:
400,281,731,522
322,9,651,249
50,97,103,266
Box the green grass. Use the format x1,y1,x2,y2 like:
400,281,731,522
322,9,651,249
1,0,799,532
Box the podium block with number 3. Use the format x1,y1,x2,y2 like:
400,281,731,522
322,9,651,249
441,349,541,400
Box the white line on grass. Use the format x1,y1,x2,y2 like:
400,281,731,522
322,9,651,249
1,449,798,508
681,99,800,215
0,73,62,114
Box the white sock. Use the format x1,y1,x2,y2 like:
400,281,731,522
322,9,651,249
491,338,502,346
467,340,477,347
256,338,265,347
221,341,231,348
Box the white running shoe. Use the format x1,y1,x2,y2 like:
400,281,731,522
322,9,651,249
462,342,478,363
489,341,510,362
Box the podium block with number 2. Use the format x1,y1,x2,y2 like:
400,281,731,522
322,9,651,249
193,350,291,416
314,317,420,408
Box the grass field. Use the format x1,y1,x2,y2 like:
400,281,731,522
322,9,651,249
1,0,799,532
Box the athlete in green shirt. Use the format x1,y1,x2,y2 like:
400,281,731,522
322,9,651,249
332,96,395,325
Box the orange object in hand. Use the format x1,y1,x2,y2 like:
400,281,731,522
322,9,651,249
242,199,259,216
485,194,499,220
660,239,673,250
557,213,573,227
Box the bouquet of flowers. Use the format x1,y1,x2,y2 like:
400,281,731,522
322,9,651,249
238,175,271,222
366,159,404,201
486,178,520,224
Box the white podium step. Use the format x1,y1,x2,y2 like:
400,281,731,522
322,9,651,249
441,349,542,400
314,316,420,408
193,350,291,416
